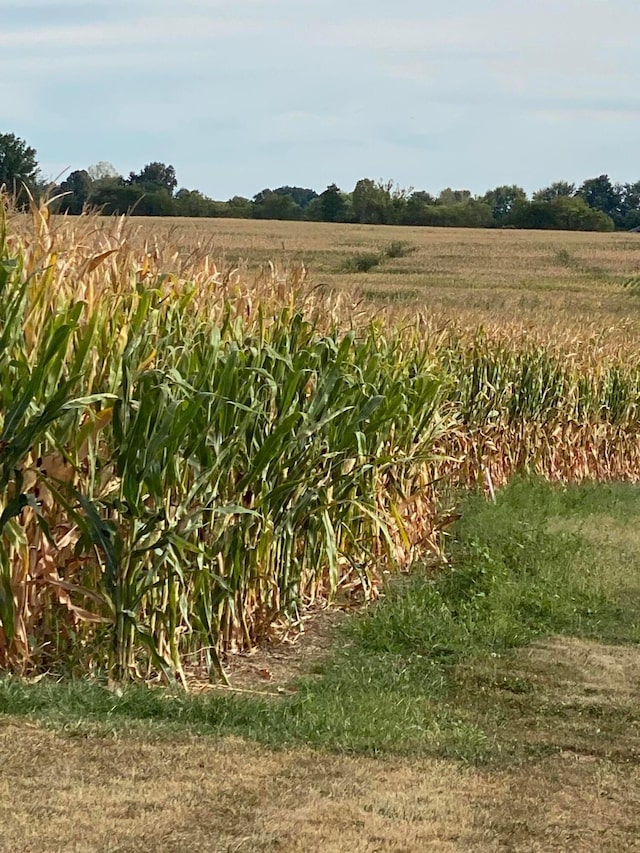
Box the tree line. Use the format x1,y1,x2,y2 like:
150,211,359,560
2,130,640,232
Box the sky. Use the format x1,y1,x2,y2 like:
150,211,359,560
2,0,639,200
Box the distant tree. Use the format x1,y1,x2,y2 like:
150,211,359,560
509,196,614,231
174,188,215,217
577,174,621,220
618,181,640,230
551,196,614,231
252,190,303,220
87,161,120,182
351,179,409,224
89,181,138,214
402,193,430,226
400,190,436,225
88,180,173,215
129,162,178,196
129,189,174,216
271,186,318,209
411,190,436,205
448,199,493,227
482,184,527,221
56,169,92,214
507,200,556,230
438,187,472,205
403,196,492,228
352,179,384,224
315,183,347,222
226,195,254,218
0,132,40,201
532,181,575,202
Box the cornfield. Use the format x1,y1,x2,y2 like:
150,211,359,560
0,199,446,682
438,329,640,486
1,197,639,684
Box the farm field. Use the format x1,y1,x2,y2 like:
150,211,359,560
2,206,640,850
103,215,640,333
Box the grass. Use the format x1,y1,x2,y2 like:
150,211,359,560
341,241,415,273
342,251,381,272
0,723,519,851
2,478,639,764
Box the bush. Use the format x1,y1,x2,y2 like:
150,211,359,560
342,252,381,272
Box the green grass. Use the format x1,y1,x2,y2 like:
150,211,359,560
2,479,639,761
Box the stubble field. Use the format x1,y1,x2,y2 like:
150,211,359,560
125,216,640,332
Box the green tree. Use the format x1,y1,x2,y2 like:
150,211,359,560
315,183,347,222
129,162,178,196
174,188,216,217
482,184,527,222
615,181,640,230
226,196,253,218
252,190,303,220
88,181,138,214
532,181,575,202
402,191,436,225
0,132,40,200
89,180,174,215
508,196,614,231
271,186,318,209
56,170,92,214
551,196,614,231
351,179,408,224
437,187,472,205
577,175,621,220
352,179,384,223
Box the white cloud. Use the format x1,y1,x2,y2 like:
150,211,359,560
0,15,252,49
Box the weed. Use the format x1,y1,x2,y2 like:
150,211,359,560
384,241,414,259
342,251,381,272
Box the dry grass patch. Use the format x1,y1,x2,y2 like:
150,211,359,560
457,637,640,764
487,754,640,852
2,681,640,853
0,720,501,852
523,636,640,709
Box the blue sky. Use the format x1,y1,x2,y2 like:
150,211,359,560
2,0,639,200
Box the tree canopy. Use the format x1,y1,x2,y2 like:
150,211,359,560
129,162,178,196
1,130,638,233
0,132,40,201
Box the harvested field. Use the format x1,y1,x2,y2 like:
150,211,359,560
76,216,640,334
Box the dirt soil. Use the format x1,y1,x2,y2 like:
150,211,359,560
218,605,349,694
